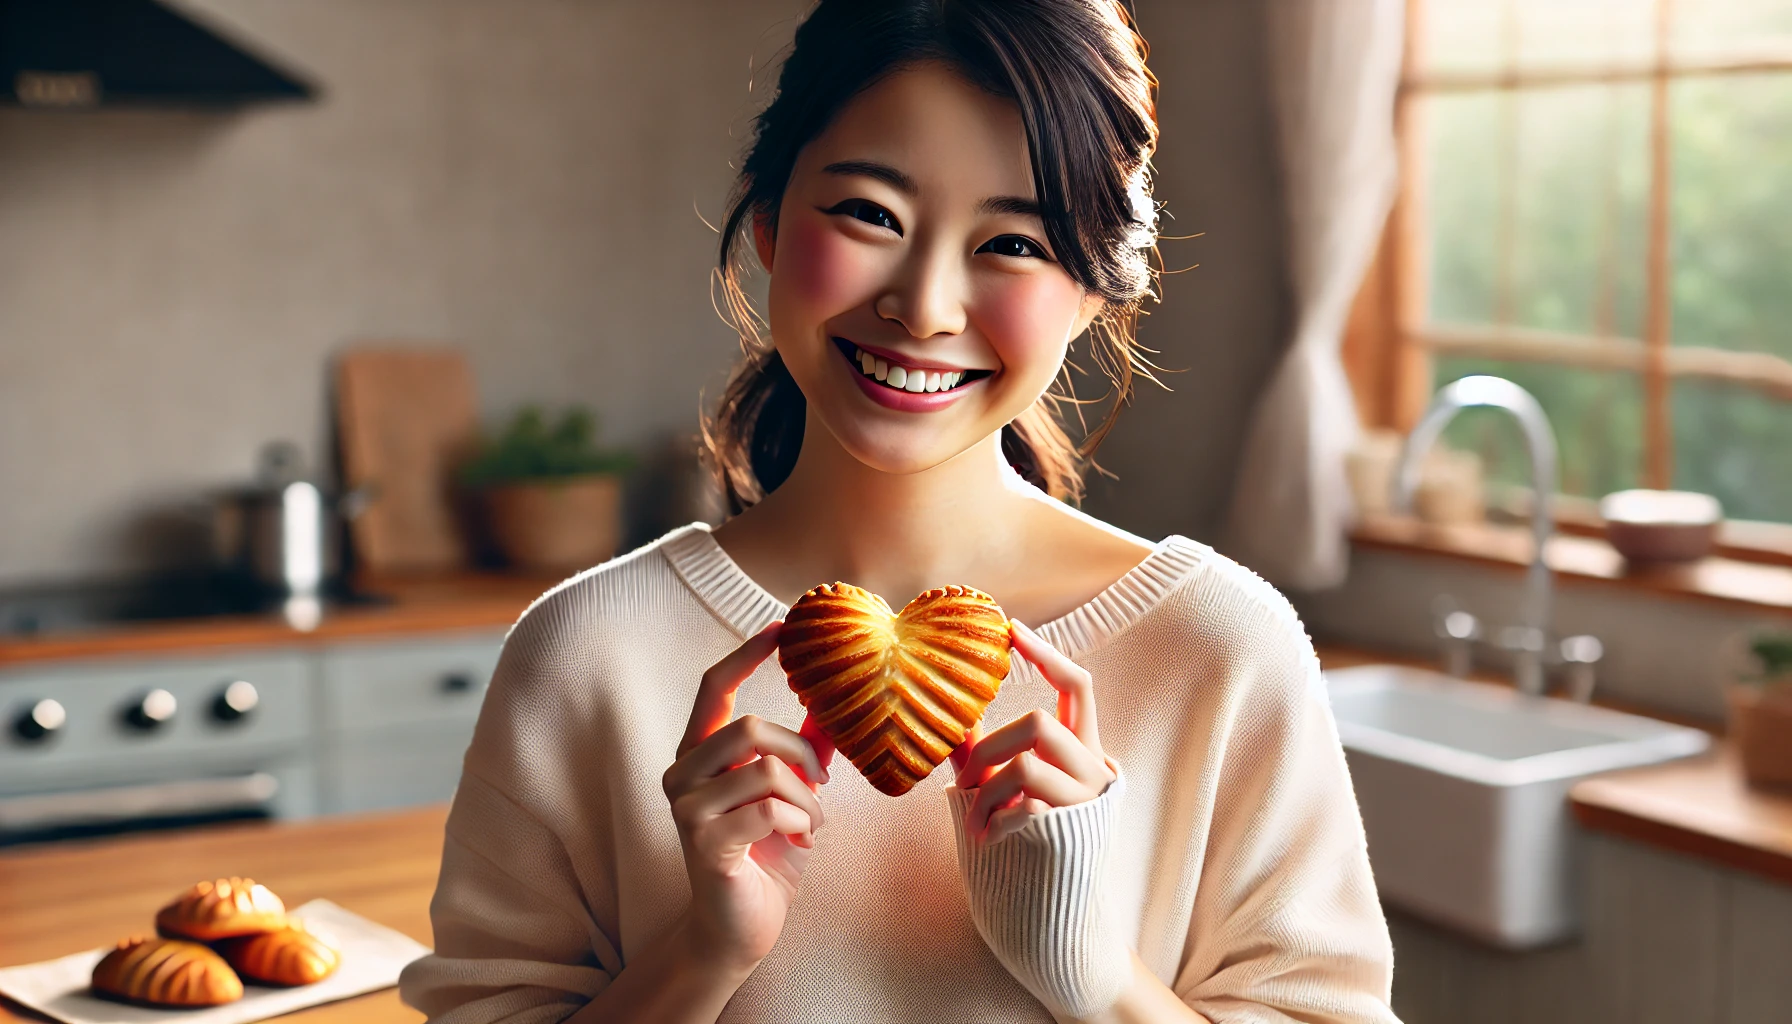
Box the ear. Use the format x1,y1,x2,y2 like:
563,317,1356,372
753,212,776,273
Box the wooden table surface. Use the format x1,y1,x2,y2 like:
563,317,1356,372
0,807,448,1024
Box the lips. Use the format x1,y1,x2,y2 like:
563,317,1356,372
833,337,993,411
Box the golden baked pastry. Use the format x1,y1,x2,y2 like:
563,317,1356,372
154,877,287,941
90,935,244,1007
218,920,341,986
779,583,1011,796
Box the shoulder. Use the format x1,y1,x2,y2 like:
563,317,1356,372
496,523,715,675
1140,537,1321,700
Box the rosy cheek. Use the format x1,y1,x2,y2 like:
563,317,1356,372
972,273,1086,377
774,215,882,315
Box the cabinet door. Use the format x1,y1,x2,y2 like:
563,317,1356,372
324,725,473,815
320,633,505,735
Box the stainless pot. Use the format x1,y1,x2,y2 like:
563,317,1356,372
212,442,374,597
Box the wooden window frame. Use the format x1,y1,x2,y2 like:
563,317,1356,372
1346,0,1792,566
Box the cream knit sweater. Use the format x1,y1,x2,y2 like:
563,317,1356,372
398,524,1400,1024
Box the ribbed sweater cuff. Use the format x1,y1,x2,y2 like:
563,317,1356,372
946,768,1131,1019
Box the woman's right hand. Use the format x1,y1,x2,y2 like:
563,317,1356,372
662,622,834,974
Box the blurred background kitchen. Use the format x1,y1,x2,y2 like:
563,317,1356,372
2,2,1790,1023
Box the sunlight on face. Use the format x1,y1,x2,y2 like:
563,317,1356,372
761,62,1101,478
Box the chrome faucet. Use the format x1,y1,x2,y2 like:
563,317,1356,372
1391,376,1558,696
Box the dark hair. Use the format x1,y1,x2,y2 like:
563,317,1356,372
703,0,1160,514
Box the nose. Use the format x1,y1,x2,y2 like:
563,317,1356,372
874,242,968,340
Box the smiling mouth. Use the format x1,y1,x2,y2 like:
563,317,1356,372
833,338,994,395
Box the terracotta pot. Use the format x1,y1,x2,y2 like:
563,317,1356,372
1726,683,1792,792
482,475,622,573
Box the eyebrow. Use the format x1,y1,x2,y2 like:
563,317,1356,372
822,159,1043,220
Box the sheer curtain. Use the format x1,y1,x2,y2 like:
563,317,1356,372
1220,0,1405,590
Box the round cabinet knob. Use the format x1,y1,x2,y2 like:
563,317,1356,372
439,672,474,695
211,681,259,724
122,688,178,732
13,698,66,743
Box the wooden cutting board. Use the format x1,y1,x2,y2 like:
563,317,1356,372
335,347,478,573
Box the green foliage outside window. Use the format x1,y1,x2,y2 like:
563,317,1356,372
1426,73,1792,523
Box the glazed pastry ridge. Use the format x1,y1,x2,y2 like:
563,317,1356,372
399,521,1401,1024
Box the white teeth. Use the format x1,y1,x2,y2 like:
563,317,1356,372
848,344,974,393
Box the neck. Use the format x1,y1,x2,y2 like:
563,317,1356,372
739,412,1046,603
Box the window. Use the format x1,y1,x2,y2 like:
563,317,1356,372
1349,0,1792,530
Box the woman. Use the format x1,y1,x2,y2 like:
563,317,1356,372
399,2,1399,1022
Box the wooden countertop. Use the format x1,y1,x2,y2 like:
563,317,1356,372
0,575,554,669
0,807,447,1024
1570,745,1792,886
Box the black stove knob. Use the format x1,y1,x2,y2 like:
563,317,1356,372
122,688,177,731
211,681,259,724
13,699,65,743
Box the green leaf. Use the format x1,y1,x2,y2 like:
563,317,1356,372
458,404,635,488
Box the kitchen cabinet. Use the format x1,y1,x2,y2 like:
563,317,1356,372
318,634,505,814
1389,832,1792,1024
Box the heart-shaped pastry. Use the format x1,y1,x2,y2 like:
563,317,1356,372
779,582,1011,796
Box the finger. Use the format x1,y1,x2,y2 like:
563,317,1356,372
679,622,782,757
1010,620,1102,752
966,752,1093,834
948,720,985,782
694,796,814,857
666,714,824,795
958,709,1107,790
985,797,1051,845
673,754,825,835
797,710,836,786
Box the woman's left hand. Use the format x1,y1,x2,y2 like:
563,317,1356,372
951,619,1118,844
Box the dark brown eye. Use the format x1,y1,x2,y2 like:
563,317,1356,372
977,234,1046,260
827,199,901,234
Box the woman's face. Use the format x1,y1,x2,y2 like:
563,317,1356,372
759,62,1104,478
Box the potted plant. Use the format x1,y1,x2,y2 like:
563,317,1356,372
1726,631,1792,792
459,405,634,573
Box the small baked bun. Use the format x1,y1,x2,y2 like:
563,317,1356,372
155,877,287,941
218,921,341,986
91,935,244,1007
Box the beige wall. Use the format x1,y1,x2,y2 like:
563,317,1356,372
1084,0,1291,545
0,0,1288,585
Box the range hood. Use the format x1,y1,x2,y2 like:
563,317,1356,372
1,0,316,108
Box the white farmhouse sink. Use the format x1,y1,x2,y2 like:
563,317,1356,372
1324,663,1711,949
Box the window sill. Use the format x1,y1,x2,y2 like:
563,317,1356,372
1351,514,1792,616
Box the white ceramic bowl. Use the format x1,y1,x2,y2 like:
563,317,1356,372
1599,489,1723,563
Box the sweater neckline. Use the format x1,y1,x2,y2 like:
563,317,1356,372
660,522,1207,661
